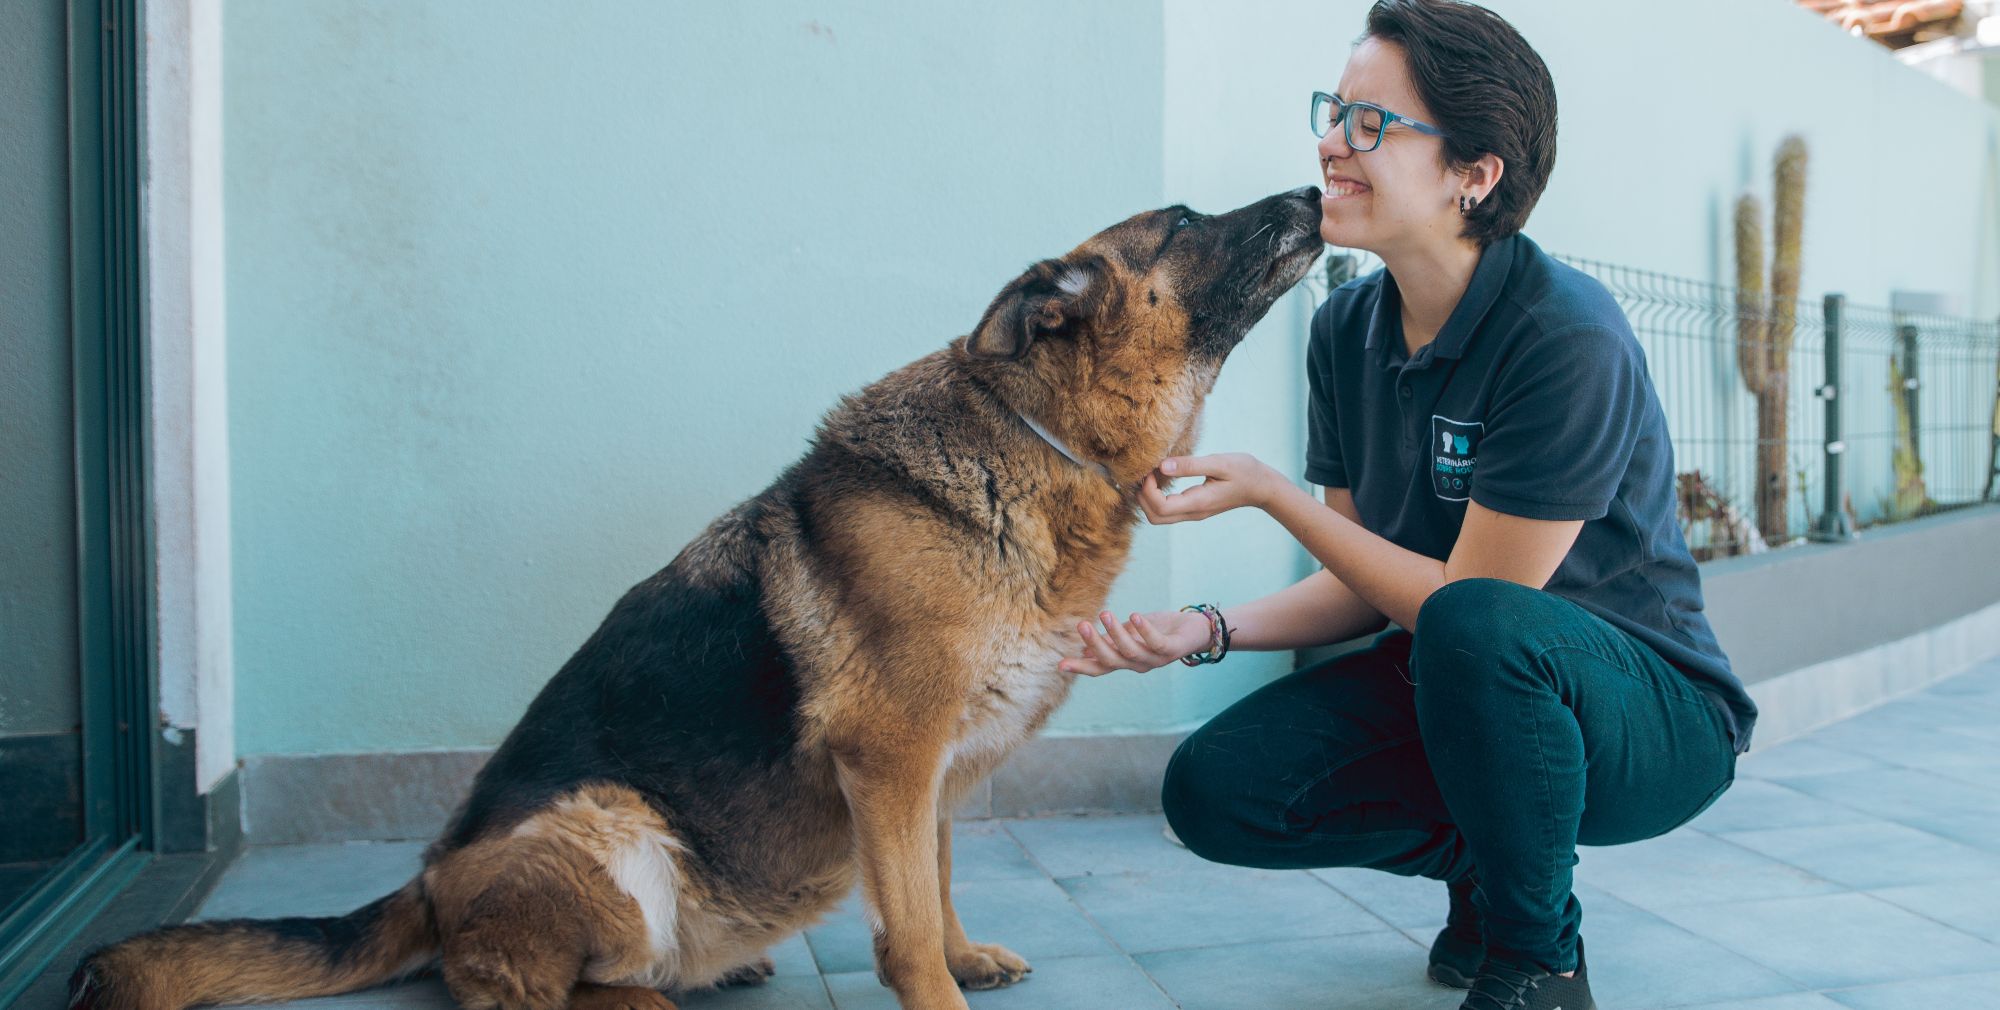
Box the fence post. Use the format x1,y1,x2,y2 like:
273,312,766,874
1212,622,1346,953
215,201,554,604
1899,322,1922,454
1810,293,1855,542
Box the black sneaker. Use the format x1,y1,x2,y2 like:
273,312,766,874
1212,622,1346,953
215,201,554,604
1459,936,1597,1010
1428,874,1483,988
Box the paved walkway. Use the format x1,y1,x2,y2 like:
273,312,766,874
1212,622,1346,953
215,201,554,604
186,656,2000,1009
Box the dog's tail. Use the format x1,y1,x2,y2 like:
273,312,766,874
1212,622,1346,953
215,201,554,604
66,877,436,1010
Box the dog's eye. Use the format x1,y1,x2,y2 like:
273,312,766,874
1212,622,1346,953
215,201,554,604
1175,216,1190,228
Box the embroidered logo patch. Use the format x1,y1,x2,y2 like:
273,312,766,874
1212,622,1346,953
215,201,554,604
1430,415,1483,502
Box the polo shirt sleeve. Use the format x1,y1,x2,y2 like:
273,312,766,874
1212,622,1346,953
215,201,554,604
1303,303,1349,488
1470,324,1647,521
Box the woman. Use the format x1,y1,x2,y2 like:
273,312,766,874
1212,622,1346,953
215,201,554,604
1058,3,1756,1009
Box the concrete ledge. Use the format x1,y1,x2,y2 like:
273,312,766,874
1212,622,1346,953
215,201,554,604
1702,503,2000,686
981,731,1185,819
240,748,488,844
239,505,2000,840
1743,594,2000,745
236,740,1136,842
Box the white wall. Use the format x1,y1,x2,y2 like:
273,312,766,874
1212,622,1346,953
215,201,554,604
146,0,233,791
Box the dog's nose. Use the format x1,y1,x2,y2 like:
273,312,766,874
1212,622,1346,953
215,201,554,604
1288,185,1322,203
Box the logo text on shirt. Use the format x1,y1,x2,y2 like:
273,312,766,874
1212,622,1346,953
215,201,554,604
1430,414,1484,502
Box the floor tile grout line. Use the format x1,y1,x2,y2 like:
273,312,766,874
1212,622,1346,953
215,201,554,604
1613,670,2000,978
811,953,1187,1009
994,820,1147,960
1582,776,2000,986
1595,901,1834,999
1811,962,2000,995
1772,728,2000,779
801,927,843,983
1756,756,2000,806
1579,832,1852,916
1574,849,1842,994
1103,926,1424,961
1127,953,1187,1009
1706,776,1878,809
801,821,1188,998
1616,819,2000,936
1643,988,1833,1010
1038,863,1428,953
1686,818,1902,891
991,818,1430,1007
987,817,1191,1006
809,950,841,1010
1734,798,2000,853
1694,810,2000,897
1587,842,2000,991
1830,889,2000,957
1304,871,1433,942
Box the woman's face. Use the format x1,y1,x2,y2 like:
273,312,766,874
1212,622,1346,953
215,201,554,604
1317,37,1463,256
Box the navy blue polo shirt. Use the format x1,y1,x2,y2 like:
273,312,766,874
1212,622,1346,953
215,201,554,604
1305,233,1756,755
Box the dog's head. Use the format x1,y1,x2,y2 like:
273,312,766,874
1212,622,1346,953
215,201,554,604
959,187,1325,477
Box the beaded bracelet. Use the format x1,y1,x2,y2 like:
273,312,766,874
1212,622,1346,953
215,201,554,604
1177,603,1232,666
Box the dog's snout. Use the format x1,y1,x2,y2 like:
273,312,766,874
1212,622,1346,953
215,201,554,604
1287,185,1322,204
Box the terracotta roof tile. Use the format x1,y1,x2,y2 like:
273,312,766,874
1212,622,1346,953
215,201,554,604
1797,0,1963,39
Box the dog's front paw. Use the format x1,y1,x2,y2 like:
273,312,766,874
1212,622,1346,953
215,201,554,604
947,942,1031,990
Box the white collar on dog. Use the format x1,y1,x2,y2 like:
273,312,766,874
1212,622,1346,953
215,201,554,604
1016,410,1121,491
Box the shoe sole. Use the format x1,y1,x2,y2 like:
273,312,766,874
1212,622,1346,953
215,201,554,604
1427,962,1475,989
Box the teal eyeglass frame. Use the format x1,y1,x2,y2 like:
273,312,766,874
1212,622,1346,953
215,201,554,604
1310,91,1447,151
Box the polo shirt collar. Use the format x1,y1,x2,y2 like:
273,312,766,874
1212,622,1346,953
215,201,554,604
1363,233,1520,364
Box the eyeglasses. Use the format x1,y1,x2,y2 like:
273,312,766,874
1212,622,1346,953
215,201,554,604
1310,91,1446,152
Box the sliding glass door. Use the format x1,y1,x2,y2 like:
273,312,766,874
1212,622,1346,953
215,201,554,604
0,1,154,1001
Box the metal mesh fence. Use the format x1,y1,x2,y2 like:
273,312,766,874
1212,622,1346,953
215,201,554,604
1839,306,2000,513
1300,248,2000,559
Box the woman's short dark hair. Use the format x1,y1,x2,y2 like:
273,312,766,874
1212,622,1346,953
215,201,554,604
1363,0,1558,246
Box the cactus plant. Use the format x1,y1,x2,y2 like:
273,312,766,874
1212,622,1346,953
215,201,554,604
1733,135,1808,543
1888,354,1930,518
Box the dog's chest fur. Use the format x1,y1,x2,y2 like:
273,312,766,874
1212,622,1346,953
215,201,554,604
945,625,1077,774
936,466,1137,780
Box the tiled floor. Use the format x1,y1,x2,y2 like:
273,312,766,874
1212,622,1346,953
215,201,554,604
186,657,2000,1009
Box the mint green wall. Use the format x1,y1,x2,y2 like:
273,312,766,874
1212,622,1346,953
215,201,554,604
229,1,2000,756
226,2,1166,755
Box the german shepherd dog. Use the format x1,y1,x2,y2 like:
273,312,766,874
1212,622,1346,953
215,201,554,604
70,187,1324,1010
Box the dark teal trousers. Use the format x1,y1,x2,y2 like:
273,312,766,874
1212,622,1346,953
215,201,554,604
1160,577,1737,973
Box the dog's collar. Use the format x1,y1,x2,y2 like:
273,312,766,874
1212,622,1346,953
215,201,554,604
1015,410,1121,491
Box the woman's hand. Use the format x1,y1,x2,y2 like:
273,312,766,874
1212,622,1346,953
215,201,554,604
1060,609,1215,677
1139,452,1287,525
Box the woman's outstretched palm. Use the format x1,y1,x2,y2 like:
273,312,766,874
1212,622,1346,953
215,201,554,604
1061,609,1215,676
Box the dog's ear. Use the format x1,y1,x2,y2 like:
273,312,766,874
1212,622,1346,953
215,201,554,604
965,256,1110,361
